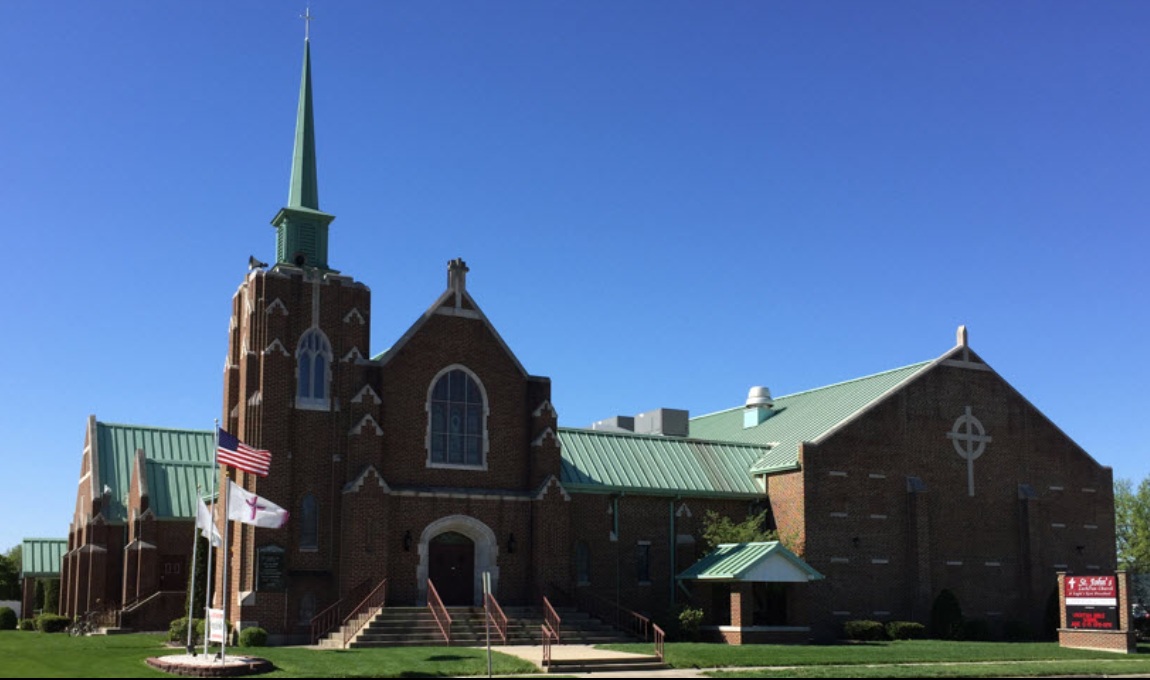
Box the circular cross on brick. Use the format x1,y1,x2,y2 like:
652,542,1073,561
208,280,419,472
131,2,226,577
946,406,992,497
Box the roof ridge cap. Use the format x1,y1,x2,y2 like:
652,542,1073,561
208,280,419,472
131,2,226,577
97,421,214,435
557,426,772,449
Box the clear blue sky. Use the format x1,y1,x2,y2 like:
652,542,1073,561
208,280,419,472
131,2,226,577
2,2,1148,552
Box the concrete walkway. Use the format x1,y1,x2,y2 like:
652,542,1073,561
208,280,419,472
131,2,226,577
488,643,656,668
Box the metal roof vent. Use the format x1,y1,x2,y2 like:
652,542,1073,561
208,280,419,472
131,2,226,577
744,386,774,429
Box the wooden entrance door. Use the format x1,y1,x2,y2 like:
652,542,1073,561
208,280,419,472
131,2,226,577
428,532,475,605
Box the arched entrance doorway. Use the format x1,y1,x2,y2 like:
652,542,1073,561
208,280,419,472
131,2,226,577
417,515,499,607
428,532,475,605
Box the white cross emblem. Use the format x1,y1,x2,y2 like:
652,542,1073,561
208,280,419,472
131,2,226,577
946,406,992,497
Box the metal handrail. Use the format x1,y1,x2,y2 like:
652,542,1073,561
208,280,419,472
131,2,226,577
653,622,666,662
541,622,558,667
309,578,376,645
427,579,452,645
575,589,651,641
542,596,562,644
484,592,508,645
341,578,388,648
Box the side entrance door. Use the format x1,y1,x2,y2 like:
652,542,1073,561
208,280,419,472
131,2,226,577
428,531,475,606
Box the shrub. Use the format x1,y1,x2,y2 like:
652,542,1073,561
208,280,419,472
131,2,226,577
962,618,993,641
0,607,16,630
843,620,887,641
36,614,69,633
18,618,35,631
169,617,203,644
1003,620,1032,642
930,589,964,639
677,607,704,642
885,621,926,640
238,627,268,648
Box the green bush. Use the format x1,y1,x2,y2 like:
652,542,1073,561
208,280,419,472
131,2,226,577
18,618,35,631
1003,620,1032,642
843,620,887,641
677,607,704,641
169,617,204,644
0,607,16,630
885,621,926,640
930,589,964,639
238,626,268,648
36,614,70,633
962,618,993,641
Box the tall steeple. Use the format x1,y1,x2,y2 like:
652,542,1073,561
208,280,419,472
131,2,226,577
272,20,336,271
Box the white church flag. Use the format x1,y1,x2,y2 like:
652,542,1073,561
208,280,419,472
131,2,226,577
196,498,223,547
226,481,290,529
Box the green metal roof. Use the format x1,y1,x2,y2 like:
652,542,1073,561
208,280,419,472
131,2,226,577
20,538,67,578
689,361,933,475
677,541,824,582
558,428,768,498
95,422,214,523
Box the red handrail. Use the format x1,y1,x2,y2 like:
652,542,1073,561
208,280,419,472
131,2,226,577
542,596,562,644
427,579,452,645
484,592,508,645
310,578,375,645
575,590,651,640
341,578,388,648
541,623,558,667
653,622,665,662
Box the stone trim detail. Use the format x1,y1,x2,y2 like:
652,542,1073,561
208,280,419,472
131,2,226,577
349,414,383,437
265,298,289,316
343,307,366,325
351,384,382,405
263,339,290,357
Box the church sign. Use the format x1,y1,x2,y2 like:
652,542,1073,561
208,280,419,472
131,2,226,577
1065,575,1118,630
256,545,287,592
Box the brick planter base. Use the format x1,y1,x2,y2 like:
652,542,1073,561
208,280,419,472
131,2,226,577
146,654,274,677
1057,629,1138,654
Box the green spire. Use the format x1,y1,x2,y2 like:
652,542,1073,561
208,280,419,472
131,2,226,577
289,40,319,210
272,37,336,271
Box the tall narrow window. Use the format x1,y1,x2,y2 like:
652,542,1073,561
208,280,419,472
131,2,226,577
300,494,318,550
575,541,591,585
427,365,488,468
637,543,651,584
296,327,332,409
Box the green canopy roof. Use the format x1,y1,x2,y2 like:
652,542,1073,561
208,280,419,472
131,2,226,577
677,541,823,582
21,538,67,578
95,422,214,523
689,361,933,474
559,428,768,498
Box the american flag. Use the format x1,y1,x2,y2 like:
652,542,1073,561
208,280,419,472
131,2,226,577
217,428,272,477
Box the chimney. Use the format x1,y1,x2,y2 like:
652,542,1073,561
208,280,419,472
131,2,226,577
744,386,773,429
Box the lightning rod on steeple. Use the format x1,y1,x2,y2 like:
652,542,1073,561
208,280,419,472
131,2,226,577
301,6,314,42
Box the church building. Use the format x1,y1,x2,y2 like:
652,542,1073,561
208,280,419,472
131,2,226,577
55,36,1116,644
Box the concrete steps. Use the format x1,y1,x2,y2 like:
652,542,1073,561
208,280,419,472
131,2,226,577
545,656,670,674
335,606,641,649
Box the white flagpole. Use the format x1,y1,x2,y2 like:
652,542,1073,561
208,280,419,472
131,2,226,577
220,469,232,662
204,421,219,657
185,484,201,654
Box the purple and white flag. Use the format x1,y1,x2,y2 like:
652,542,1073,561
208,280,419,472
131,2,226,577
226,480,290,529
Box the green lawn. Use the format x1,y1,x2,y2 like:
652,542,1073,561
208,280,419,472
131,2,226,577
0,631,540,678
708,658,1150,678
600,640,1150,670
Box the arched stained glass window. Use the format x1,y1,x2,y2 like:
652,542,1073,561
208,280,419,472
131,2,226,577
428,366,486,467
296,327,332,409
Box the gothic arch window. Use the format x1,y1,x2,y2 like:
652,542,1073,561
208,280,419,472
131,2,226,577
300,494,318,550
296,327,332,410
426,365,489,469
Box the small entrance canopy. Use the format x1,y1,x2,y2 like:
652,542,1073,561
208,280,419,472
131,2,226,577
678,542,824,583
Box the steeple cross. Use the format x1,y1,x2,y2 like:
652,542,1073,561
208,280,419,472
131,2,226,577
301,6,314,42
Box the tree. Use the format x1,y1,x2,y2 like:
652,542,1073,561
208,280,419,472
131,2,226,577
1115,476,1150,574
701,510,778,551
0,550,18,601
185,535,209,617
44,579,60,615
